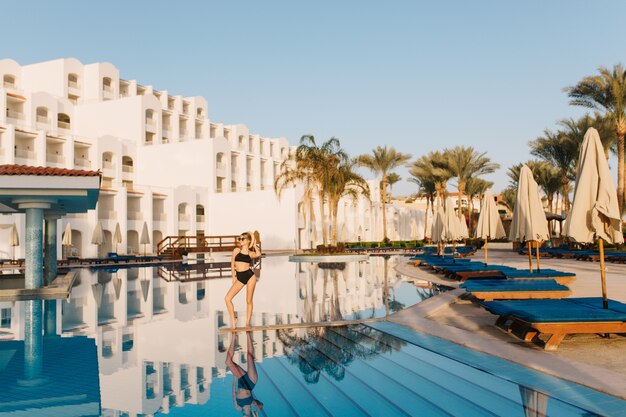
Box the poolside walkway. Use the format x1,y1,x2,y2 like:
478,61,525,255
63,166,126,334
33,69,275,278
393,243,626,400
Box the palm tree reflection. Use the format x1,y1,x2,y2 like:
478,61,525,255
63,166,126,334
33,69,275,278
278,325,405,384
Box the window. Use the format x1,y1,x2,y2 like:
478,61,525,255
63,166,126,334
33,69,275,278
1,308,10,328
3,75,15,88
67,73,79,88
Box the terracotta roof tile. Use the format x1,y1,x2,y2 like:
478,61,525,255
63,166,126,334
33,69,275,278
0,164,101,177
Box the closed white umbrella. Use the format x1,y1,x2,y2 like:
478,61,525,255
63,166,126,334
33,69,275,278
62,223,72,246
62,223,72,259
475,190,506,263
430,205,445,255
10,223,19,261
563,127,623,308
458,215,469,239
113,223,122,254
140,222,150,255
442,197,462,242
509,165,550,271
91,221,104,246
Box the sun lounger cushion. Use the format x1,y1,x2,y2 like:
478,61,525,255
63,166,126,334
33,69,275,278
461,279,568,292
481,298,626,322
500,269,575,278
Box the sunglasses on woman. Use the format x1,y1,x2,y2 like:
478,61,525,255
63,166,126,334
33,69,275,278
237,237,248,241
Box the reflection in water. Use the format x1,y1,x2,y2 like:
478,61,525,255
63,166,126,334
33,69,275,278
278,325,407,384
0,256,603,416
225,332,264,416
0,300,101,416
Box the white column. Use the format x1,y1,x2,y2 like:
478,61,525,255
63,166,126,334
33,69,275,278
22,203,49,289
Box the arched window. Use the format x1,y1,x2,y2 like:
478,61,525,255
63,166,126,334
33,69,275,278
196,205,205,223
216,152,225,169
145,109,154,122
67,73,79,88
36,107,49,123
102,77,112,91
57,113,71,130
122,156,134,173
3,74,16,88
102,152,114,170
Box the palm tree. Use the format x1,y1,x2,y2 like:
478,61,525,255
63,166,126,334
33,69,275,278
326,159,370,245
296,135,349,246
529,130,578,213
357,146,411,242
464,177,493,233
409,151,452,209
275,148,318,247
565,64,626,212
408,175,436,238
444,146,500,222
500,186,517,214
385,173,401,203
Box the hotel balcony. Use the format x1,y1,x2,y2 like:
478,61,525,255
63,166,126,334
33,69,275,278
36,115,50,128
178,213,191,231
67,80,81,95
6,109,24,121
46,153,65,166
145,119,157,133
127,211,143,230
102,85,114,100
14,148,35,163
57,121,71,131
215,163,226,178
74,157,91,168
102,161,116,178
122,164,134,180
98,210,118,230
154,213,167,229
196,214,205,230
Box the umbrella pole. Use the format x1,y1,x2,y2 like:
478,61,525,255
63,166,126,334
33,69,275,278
527,241,533,272
599,238,608,309
484,238,488,264
536,240,541,272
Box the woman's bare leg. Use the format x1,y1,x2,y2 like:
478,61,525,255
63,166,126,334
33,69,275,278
246,331,258,384
225,332,245,377
225,281,245,329
245,276,257,328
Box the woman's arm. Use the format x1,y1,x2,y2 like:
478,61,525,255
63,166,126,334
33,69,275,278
231,249,239,283
250,244,261,259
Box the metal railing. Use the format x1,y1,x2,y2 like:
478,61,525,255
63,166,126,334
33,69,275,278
15,148,35,160
6,109,24,120
128,212,143,220
74,157,91,167
57,121,71,130
36,115,49,124
178,214,191,222
46,153,65,164
122,165,134,173
102,161,115,170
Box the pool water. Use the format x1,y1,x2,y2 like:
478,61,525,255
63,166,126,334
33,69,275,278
0,256,623,416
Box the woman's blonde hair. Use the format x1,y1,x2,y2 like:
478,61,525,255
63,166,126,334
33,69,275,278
241,231,255,248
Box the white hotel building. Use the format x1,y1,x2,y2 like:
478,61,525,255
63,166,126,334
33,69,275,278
0,58,424,257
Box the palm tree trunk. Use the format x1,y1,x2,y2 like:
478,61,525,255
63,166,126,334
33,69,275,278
381,176,388,241
423,197,430,239
457,182,465,220
318,191,328,246
619,133,625,215
331,199,339,245
308,198,315,248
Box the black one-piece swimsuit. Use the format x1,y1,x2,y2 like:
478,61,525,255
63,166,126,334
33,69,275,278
235,252,254,284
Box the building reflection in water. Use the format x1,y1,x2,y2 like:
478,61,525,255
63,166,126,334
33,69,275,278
0,299,101,416
0,255,437,416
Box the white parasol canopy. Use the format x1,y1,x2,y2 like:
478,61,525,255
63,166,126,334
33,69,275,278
113,223,122,253
563,127,623,308
475,190,506,240
91,221,105,245
458,215,469,239
509,165,550,243
563,127,623,244
430,206,445,243
442,197,462,242
61,223,72,246
475,190,506,263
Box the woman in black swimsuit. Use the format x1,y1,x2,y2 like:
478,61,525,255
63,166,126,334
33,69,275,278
225,232,261,329
226,331,263,416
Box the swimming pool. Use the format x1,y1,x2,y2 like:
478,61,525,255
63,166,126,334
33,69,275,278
0,255,623,416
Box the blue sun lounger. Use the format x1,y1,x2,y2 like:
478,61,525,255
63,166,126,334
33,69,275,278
481,298,626,350
460,279,571,301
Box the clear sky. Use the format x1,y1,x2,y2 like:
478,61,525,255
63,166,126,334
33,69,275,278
2,0,625,195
